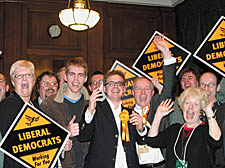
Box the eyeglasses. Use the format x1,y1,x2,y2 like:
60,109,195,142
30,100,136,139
41,81,58,87
15,73,33,79
105,81,124,87
134,86,153,92
200,82,216,88
91,80,103,85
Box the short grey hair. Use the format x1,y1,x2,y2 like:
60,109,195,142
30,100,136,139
10,60,36,80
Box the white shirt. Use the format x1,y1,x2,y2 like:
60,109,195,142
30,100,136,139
134,104,164,164
85,98,127,168
85,98,146,168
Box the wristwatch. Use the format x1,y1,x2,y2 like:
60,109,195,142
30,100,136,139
207,115,216,120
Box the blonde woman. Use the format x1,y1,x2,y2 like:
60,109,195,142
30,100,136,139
146,87,222,168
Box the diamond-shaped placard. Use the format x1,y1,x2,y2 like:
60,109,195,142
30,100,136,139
193,16,225,77
132,31,191,84
0,103,70,168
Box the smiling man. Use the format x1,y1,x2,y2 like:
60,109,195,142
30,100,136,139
40,57,90,168
34,71,58,106
78,70,146,168
199,72,225,167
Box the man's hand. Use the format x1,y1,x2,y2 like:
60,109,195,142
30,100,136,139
153,35,171,59
63,139,72,151
88,88,102,114
67,115,79,137
130,111,143,131
151,78,163,94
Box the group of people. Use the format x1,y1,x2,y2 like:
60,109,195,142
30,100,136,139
0,35,224,168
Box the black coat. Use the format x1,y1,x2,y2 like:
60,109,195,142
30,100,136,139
78,100,144,168
148,63,177,132
0,91,37,168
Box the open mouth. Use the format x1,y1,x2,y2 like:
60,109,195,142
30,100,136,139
21,83,29,89
186,111,194,119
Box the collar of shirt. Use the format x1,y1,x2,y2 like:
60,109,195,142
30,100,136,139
38,96,42,105
134,104,149,115
106,97,122,113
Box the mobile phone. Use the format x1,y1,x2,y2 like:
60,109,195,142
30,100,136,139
98,83,106,101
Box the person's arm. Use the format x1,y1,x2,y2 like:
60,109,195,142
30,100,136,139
77,89,102,142
204,99,221,141
151,78,163,94
148,99,174,137
148,36,177,130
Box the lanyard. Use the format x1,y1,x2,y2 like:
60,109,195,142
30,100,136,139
173,123,197,162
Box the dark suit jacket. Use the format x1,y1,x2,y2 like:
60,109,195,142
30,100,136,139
78,100,144,168
147,63,176,132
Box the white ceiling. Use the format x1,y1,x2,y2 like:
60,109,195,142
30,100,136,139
94,0,185,7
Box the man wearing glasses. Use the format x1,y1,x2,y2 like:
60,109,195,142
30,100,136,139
34,71,58,106
78,70,146,168
88,71,104,93
199,72,225,167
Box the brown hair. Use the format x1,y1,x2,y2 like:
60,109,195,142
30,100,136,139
65,57,88,76
104,70,125,85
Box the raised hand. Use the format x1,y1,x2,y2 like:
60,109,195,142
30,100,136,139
88,87,103,115
155,99,174,119
130,111,143,131
153,35,171,59
67,115,79,137
151,78,163,94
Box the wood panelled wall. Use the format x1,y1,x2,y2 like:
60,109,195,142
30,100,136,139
0,0,176,81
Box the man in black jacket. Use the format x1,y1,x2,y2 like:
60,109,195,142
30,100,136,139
78,70,146,168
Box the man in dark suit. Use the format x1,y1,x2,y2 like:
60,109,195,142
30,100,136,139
132,35,176,168
78,70,146,168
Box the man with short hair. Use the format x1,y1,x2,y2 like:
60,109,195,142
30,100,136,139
179,67,199,91
132,35,176,168
169,67,200,125
34,71,58,106
78,70,146,168
0,73,9,102
88,71,104,92
199,72,225,167
40,57,89,168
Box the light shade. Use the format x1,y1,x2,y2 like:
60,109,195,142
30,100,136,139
59,0,100,31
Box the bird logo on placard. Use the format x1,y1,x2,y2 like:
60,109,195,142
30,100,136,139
220,27,225,37
25,115,39,126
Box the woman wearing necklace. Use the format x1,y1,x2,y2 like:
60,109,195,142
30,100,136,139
146,87,222,168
